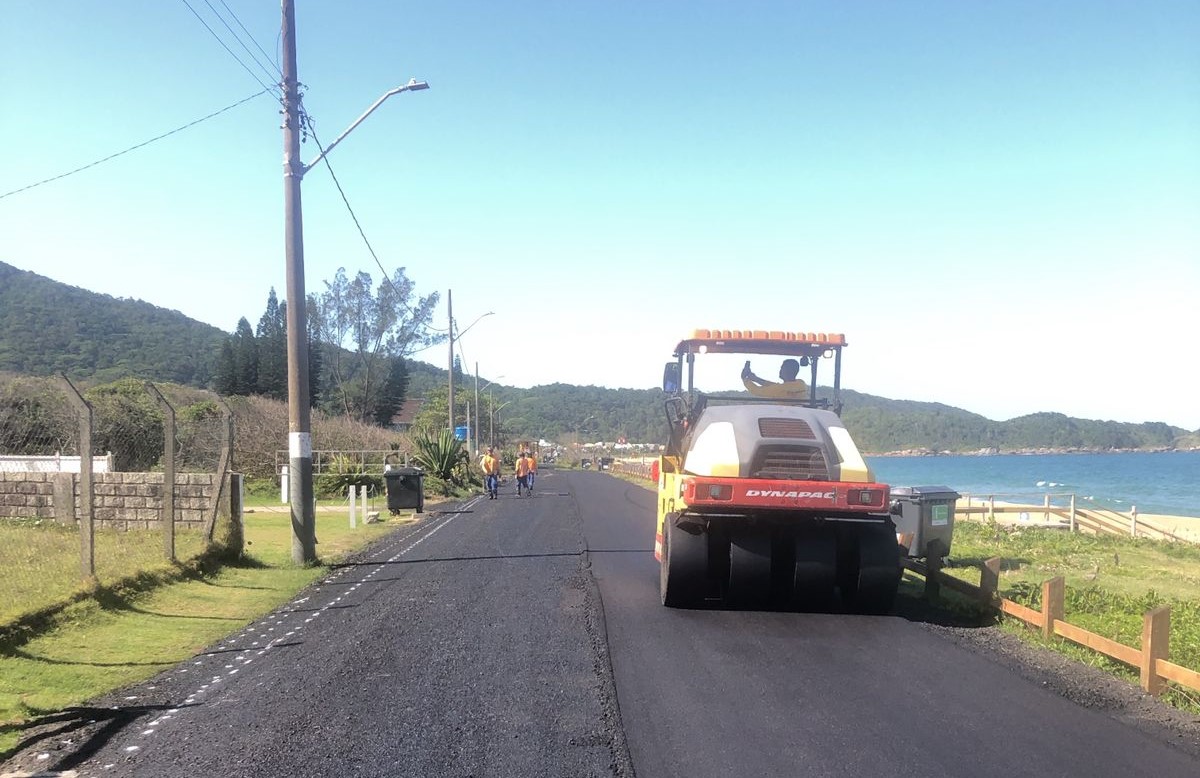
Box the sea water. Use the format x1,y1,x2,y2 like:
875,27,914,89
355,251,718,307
866,451,1200,519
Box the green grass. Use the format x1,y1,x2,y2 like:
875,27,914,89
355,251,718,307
0,519,210,625
0,503,418,756
942,519,1200,711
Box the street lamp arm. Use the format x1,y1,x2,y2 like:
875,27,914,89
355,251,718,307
303,78,429,172
455,311,495,341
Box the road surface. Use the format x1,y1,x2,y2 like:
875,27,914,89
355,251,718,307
5,468,1199,777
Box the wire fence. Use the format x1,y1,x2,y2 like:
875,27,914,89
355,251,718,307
0,373,235,632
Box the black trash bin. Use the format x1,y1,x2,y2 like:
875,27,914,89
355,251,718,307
384,466,425,514
890,485,959,558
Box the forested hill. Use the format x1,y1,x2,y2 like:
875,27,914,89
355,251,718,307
1,259,1194,452
836,390,1193,453
0,261,225,385
495,384,1194,453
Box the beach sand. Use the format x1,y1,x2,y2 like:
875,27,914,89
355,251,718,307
955,499,1200,544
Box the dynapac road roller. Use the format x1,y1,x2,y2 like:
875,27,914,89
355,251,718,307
655,329,901,611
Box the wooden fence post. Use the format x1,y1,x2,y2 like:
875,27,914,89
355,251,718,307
1043,493,1051,523
980,557,1002,605
1069,494,1076,533
1141,606,1170,695
925,552,942,600
1042,577,1065,639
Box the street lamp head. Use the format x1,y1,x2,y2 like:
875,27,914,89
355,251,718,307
404,78,430,91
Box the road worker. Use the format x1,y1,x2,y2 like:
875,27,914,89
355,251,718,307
480,446,501,499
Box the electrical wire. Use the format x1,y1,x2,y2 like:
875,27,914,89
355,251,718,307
179,0,280,98
202,0,281,86
0,90,270,201
301,107,444,336
217,0,282,80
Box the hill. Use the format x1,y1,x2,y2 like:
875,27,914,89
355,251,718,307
0,260,1193,453
0,261,225,385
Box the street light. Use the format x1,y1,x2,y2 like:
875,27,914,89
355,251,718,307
476,370,504,458
303,79,430,171
447,302,494,435
281,2,429,564
491,400,514,448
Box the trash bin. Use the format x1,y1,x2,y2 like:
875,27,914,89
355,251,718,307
384,466,425,514
890,485,959,558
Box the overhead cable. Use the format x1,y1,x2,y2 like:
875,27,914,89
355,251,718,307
0,90,270,201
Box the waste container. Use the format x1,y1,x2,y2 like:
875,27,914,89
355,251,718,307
384,466,425,514
890,485,959,558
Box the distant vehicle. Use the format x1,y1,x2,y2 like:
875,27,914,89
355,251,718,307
599,457,614,471
581,458,592,469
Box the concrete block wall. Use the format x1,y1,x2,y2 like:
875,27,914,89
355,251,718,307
0,471,218,529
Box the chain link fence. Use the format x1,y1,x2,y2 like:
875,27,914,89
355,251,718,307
0,373,236,633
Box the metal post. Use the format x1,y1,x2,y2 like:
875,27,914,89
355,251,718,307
145,382,176,562
447,289,454,433
282,0,316,563
59,376,95,582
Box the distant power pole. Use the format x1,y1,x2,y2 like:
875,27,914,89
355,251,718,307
281,0,316,564
447,289,454,434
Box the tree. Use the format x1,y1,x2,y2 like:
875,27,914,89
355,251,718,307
232,318,258,396
309,267,441,424
255,288,287,400
306,301,322,409
374,356,409,427
214,340,237,396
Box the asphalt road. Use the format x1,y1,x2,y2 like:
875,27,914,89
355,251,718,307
6,468,1200,777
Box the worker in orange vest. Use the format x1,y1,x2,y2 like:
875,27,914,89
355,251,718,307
526,450,538,495
514,451,532,497
480,446,501,499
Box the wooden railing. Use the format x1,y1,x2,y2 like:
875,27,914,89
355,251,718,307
906,557,1200,697
955,493,1188,543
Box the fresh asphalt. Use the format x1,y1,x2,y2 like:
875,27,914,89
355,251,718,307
7,468,1200,777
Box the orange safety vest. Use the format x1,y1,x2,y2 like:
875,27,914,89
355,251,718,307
515,457,531,478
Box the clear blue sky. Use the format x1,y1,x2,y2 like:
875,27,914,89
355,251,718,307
2,1,1197,429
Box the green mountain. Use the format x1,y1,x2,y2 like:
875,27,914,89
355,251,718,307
1,260,1193,452
0,261,225,385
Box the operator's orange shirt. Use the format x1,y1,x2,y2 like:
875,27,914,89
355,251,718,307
514,457,531,478
527,454,538,473
480,454,500,475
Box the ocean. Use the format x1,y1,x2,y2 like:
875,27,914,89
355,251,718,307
866,451,1200,519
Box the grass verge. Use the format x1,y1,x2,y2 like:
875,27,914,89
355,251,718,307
941,519,1200,713
0,501,422,757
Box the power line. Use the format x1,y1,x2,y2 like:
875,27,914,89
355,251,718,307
179,0,279,97
203,0,281,85
301,106,442,333
218,0,282,78
0,90,270,201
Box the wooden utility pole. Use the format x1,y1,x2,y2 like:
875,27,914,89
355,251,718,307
282,0,316,563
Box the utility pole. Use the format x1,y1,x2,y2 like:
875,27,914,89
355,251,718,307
282,0,316,564
474,361,480,458
447,289,454,434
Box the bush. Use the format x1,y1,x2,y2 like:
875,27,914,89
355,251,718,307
411,427,467,495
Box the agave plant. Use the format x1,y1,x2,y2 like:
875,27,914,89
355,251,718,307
411,427,468,494
317,453,383,498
